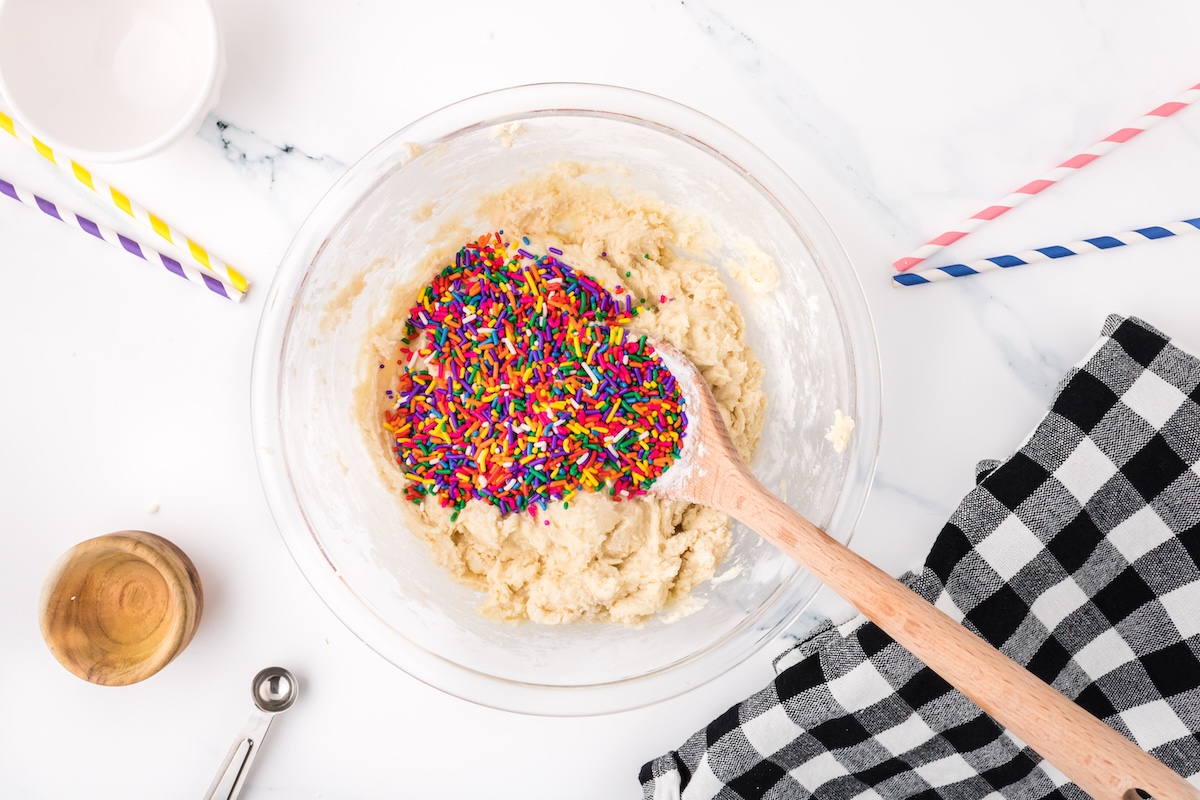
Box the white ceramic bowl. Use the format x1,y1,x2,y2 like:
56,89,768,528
252,84,882,715
0,0,223,162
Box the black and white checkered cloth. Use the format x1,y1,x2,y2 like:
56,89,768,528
641,315,1200,800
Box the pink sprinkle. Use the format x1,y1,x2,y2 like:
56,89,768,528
544,520,550,526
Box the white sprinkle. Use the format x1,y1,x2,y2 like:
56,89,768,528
145,503,160,514
576,453,590,465
638,430,650,440
504,338,516,355
568,398,581,409
463,313,477,324
606,444,620,460
613,427,630,443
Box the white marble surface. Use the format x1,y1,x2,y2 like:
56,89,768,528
4,1,1200,797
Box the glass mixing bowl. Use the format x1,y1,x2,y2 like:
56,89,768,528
251,83,881,715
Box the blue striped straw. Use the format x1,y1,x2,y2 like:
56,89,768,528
894,217,1200,287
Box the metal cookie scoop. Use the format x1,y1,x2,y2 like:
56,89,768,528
203,667,298,800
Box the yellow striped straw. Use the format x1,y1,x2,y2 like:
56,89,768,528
0,110,249,295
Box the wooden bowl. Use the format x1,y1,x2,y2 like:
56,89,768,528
39,531,203,686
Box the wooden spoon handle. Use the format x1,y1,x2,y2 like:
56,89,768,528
716,471,1198,800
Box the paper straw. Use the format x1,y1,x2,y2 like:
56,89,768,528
894,81,1200,272
0,176,242,301
893,217,1200,287
0,110,249,295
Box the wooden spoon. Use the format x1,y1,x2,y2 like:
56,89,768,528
650,342,1198,800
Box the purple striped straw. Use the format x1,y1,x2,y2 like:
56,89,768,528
0,177,242,302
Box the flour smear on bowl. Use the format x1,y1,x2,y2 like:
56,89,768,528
355,167,776,625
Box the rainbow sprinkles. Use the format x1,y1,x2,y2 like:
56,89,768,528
382,233,688,520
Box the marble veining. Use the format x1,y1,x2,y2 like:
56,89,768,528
197,116,348,187
5,2,1200,797
679,0,912,238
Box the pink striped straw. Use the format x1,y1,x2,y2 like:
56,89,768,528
894,81,1200,272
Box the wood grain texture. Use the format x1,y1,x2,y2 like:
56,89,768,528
658,359,1199,800
39,531,203,686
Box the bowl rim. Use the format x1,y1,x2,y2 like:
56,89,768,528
251,81,882,716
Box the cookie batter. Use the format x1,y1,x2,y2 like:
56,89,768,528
359,168,767,625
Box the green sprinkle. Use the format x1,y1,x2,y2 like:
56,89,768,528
387,234,687,514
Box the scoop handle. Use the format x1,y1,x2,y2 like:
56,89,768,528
713,466,1199,800
202,709,275,800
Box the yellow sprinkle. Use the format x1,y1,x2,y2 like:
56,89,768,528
0,111,14,136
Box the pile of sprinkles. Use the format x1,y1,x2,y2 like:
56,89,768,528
382,233,688,520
